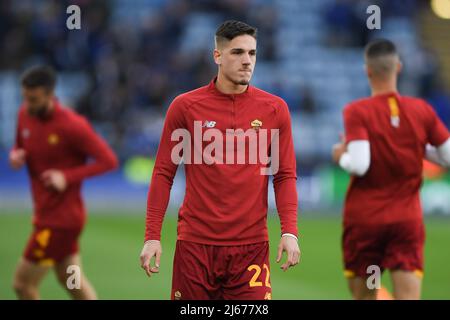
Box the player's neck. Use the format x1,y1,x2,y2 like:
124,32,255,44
370,79,398,97
215,73,248,95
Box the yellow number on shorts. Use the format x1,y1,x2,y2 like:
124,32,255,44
247,265,263,287
35,229,51,248
263,264,271,288
247,264,271,288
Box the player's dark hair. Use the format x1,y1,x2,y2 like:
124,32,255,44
21,66,57,92
364,39,397,59
215,20,257,45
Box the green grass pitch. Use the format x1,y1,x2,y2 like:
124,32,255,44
0,211,449,299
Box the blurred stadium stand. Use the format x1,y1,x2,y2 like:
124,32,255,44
1,0,449,213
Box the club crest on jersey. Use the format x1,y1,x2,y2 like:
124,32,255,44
251,119,262,131
48,133,59,145
174,290,182,300
201,120,216,128
22,128,30,139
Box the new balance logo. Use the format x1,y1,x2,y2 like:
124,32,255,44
201,120,216,128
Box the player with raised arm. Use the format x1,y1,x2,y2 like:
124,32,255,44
332,39,450,300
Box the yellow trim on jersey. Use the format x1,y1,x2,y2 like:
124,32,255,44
38,258,55,267
35,228,51,248
33,249,45,258
344,270,356,278
414,270,424,279
388,97,399,117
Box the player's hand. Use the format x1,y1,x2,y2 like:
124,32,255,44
332,133,347,163
276,235,301,271
140,240,162,277
9,149,26,170
41,169,67,192
332,143,346,163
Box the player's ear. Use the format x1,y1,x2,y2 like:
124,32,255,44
213,49,222,65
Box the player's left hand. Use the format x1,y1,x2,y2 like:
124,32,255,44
41,169,67,192
276,235,301,271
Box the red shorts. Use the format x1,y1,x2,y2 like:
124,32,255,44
171,240,272,300
343,220,425,279
23,226,83,266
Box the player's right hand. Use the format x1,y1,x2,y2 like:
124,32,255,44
9,149,26,170
277,235,301,271
140,240,162,277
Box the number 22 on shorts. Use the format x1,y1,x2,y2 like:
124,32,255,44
247,264,271,288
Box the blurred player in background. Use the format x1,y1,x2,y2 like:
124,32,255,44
140,20,300,300
9,66,118,300
332,39,450,300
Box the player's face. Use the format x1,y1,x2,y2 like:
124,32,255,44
22,87,53,117
215,35,257,86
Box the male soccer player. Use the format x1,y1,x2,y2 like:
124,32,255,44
332,39,450,300
10,66,118,299
140,20,300,300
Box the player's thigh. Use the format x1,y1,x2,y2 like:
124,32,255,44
222,242,272,300
171,241,221,300
54,253,87,285
13,257,50,287
347,276,377,300
55,254,98,300
390,270,422,300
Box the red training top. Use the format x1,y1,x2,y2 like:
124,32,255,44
343,92,450,226
145,78,298,245
14,98,118,229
